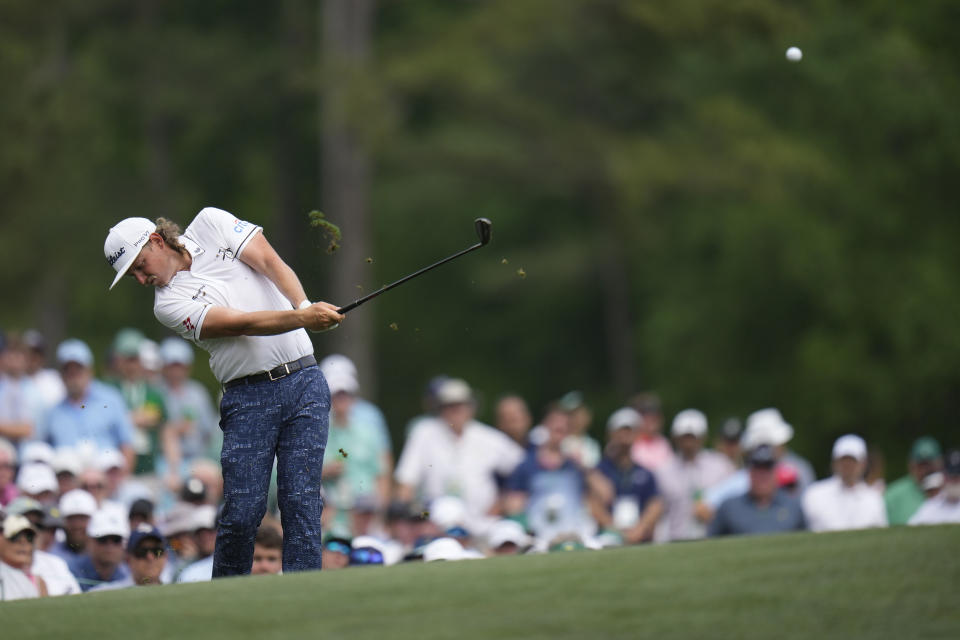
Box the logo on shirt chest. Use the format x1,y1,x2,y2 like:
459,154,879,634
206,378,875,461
192,285,208,301
216,247,235,261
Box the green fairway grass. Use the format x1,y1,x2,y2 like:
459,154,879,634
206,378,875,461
3,525,958,639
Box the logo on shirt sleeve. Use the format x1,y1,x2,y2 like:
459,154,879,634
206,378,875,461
182,317,196,332
232,219,248,234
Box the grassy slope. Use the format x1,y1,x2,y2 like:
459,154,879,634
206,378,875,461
2,525,958,640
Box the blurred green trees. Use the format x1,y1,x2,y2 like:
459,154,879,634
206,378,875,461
1,0,958,475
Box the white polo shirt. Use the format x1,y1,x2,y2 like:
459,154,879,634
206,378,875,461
0,561,40,601
395,417,525,533
908,494,960,525
154,207,313,384
802,476,888,532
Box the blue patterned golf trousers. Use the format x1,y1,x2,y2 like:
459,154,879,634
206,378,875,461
213,365,329,577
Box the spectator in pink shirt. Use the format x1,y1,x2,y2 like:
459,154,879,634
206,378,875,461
629,392,674,472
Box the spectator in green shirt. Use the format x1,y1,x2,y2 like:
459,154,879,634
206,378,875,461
884,437,943,525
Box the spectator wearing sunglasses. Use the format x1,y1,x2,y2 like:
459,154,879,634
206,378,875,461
6,498,80,596
73,509,131,592
91,524,168,590
1,513,48,600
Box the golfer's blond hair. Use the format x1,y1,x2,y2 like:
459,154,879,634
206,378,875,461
154,218,188,256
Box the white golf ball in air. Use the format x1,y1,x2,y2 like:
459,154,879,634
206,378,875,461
786,46,803,62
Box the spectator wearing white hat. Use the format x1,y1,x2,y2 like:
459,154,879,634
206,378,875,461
7,500,81,596
318,355,393,466
908,449,960,526
35,339,136,472
703,408,814,512
655,409,736,541
48,488,98,570
589,408,663,545
395,378,525,535
802,435,887,532
16,462,58,505
51,448,83,496
486,519,532,556
72,509,131,591
91,523,168,590
0,437,18,506
0,514,48,600
320,360,391,538
157,336,219,485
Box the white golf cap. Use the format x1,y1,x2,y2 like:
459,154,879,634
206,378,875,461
51,448,83,476
159,337,194,366
428,495,468,530
325,369,359,395
741,408,794,449
832,434,867,462
87,509,130,539
487,519,530,550
59,489,98,518
422,537,466,562
436,378,473,406
3,514,36,540
56,339,94,368
319,354,358,379
21,441,55,466
606,407,642,432
16,463,58,495
104,217,155,290
192,505,218,531
671,409,708,438
95,448,126,472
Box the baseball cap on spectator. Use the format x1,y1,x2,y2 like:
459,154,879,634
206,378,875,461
606,407,642,433
112,328,145,358
944,449,960,476
159,337,194,366
720,417,743,442
127,523,165,553
56,339,94,368
88,509,130,540
16,463,58,495
832,435,867,461
423,537,466,562
429,495,467,531
104,218,156,290
324,369,359,395
436,379,473,406
671,409,708,438
632,392,662,415
487,519,531,550
747,444,777,468
96,448,126,473
39,505,65,530
129,498,155,521
22,329,46,353
741,408,794,450
319,354,358,379
51,448,83,477
910,437,942,462
323,535,353,558
3,514,36,540
59,489,98,518
22,441,55,467
6,497,43,518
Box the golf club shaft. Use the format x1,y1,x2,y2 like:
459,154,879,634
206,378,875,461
337,242,484,314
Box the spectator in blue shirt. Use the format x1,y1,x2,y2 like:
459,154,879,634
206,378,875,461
504,402,591,544
590,408,663,544
708,445,806,537
72,510,131,592
34,340,135,471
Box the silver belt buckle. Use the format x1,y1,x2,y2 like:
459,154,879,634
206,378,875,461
268,363,291,381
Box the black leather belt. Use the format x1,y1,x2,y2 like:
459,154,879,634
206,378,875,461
224,355,317,389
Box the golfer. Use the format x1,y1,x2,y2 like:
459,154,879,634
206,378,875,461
104,207,343,576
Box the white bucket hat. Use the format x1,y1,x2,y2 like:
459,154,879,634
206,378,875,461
104,217,155,289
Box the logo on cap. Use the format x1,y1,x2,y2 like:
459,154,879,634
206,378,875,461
107,247,126,266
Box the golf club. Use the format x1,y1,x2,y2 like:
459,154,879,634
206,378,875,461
336,217,492,314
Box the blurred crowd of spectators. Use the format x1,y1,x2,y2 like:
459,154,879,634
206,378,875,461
1,327,958,602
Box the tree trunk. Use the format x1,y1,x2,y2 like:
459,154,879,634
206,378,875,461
320,0,376,394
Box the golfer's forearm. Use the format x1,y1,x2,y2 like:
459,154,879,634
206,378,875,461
261,256,309,309
200,308,307,339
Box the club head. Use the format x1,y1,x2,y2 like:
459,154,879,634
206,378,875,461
474,218,492,245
